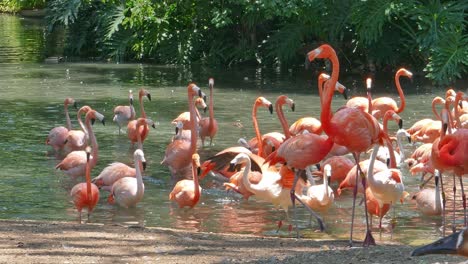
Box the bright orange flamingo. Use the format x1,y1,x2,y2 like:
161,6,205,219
307,44,396,246
246,96,276,158
64,105,92,153
161,83,203,180
108,149,146,208
171,97,207,130
46,97,77,153
199,78,219,146
127,88,151,145
70,146,100,223
113,90,136,134
55,110,105,178
92,119,154,191
371,68,412,119
169,153,203,208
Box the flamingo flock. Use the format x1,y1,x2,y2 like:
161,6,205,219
46,44,467,253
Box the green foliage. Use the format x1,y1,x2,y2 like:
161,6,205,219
0,0,46,12
44,0,466,85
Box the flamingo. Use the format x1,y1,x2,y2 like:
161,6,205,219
161,83,203,180
411,227,468,257
113,90,136,134
171,97,207,130
300,164,334,212
412,169,442,216
454,91,468,129
64,105,92,153
91,119,154,191
410,96,445,143
70,146,100,223
108,149,146,208
246,96,278,158
345,77,373,113
307,44,397,246
46,97,77,152
127,88,151,145
312,156,354,184
365,187,391,230
371,68,412,119
55,110,105,178
169,153,203,208
199,78,219,146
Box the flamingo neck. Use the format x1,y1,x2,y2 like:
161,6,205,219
65,102,72,130
139,93,146,118
320,50,339,136
395,71,406,113
209,84,215,130
396,132,406,163
77,109,88,140
275,99,291,139
252,102,264,157
367,87,373,115
136,119,144,150
432,97,444,121
385,137,398,168
189,95,198,155
318,77,327,106
130,104,135,119
192,159,200,206
85,155,92,203
434,172,441,212
85,115,98,168
367,144,380,187
135,157,144,197
241,157,259,194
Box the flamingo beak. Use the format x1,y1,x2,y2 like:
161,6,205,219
91,118,96,125
151,123,156,129
460,101,463,109
228,163,236,172
101,118,106,126
342,88,348,100
411,231,460,256
197,167,201,175
291,103,295,112
73,101,78,109
315,163,321,171
268,104,273,114
147,94,151,101
398,119,403,129
198,89,203,98
407,136,412,144
175,126,179,135
443,123,448,134
130,98,134,105
142,161,147,171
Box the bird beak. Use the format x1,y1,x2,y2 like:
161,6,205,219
342,88,348,100
73,101,78,109
147,94,151,101
398,119,403,129
197,167,201,175
228,163,236,172
315,164,321,171
101,118,106,126
268,104,273,114
91,118,96,125
203,95,207,103
411,231,460,256
175,126,179,135
130,98,134,105
291,103,295,112
407,136,411,144
198,89,203,98
142,161,147,171
151,123,156,129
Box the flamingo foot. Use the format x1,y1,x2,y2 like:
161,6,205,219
362,230,376,247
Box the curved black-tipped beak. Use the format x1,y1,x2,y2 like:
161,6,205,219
343,88,348,100
63,139,68,145
203,95,207,103
386,158,390,167
198,90,202,98
147,94,152,101
151,123,155,129
204,107,207,114
407,136,412,144
101,118,106,126
73,101,78,109
228,163,236,172
142,161,147,171
86,151,91,161
130,98,134,105
398,119,403,129
460,101,464,109
268,104,273,114
443,123,448,134
411,231,459,256
291,103,295,112
197,167,201,176
175,126,179,135
91,118,96,125
315,163,321,171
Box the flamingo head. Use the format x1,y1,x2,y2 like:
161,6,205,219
65,97,78,109
140,88,151,101
195,97,207,113
335,81,347,100
88,110,105,126
307,44,334,62
192,153,201,175
208,78,214,88
129,90,134,105
134,149,146,171
228,153,249,172
256,97,273,114
188,83,203,98
78,105,92,116
397,68,413,79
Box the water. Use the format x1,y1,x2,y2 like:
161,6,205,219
0,13,466,247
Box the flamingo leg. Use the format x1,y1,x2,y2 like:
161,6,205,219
290,169,301,238
459,176,467,227
294,193,325,232
439,171,446,236
355,152,375,247
78,211,82,224
419,174,434,189
453,175,457,233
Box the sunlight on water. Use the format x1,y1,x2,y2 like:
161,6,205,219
0,13,467,248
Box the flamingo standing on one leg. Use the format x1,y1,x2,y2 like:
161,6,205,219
113,90,136,134
64,105,92,153
199,78,219,146
307,44,393,246
169,153,203,208
371,68,412,120
108,149,147,208
46,97,77,153
55,110,105,178
127,88,151,145
70,146,100,223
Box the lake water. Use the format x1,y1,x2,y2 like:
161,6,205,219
0,13,466,246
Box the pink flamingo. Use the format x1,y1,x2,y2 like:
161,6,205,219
246,96,275,158
55,110,105,178
300,164,334,213
307,44,396,246
410,96,445,143
108,149,146,208
161,83,203,180
113,90,136,134
371,68,412,119
70,146,100,223
92,118,155,191
171,97,207,130
345,77,373,113
169,153,203,208
311,156,354,184
127,88,151,145
46,97,77,152
412,170,442,216
199,78,219,146
64,105,92,152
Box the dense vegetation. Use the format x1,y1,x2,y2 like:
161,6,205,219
0,0,45,12
3,0,467,85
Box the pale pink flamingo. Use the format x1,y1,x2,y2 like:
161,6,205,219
64,105,92,153
161,83,203,180
199,78,219,146
55,110,105,178
127,88,151,145
108,149,146,208
113,90,136,134
410,96,445,143
91,119,154,191
307,44,397,246
46,97,77,152
70,146,100,223
412,169,442,216
371,68,412,119
171,97,207,130
300,164,334,213
169,153,203,208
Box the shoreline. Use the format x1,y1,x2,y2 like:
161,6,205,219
0,219,464,263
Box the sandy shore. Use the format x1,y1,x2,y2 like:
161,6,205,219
0,219,465,263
